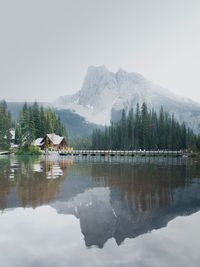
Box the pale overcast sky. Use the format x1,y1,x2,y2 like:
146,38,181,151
1,0,200,102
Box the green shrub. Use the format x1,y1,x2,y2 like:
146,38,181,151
16,145,42,155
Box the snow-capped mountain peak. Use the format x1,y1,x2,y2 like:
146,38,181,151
54,66,200,132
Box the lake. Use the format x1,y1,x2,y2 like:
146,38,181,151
0,155,200,267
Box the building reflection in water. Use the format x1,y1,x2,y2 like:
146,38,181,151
1,156,200,248
0,156,73,209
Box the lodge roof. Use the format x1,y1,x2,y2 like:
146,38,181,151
46,133,65,145
33,138,44,146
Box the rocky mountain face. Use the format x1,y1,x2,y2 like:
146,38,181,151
54,66,200,133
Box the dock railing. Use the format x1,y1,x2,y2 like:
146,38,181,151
58,150,184,157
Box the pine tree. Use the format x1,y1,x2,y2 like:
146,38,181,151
0,101,12,149
141,102,149,149
32,102,41,138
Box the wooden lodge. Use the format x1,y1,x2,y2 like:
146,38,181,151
33,133,67,151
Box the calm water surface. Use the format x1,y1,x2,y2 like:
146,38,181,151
0,155,200,267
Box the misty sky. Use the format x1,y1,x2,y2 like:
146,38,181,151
1,0,200,102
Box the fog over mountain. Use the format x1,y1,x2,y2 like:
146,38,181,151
54,66,200,133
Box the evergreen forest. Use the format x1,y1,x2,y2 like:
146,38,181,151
1,100,200,152
15,102,67,146
92,103,200,151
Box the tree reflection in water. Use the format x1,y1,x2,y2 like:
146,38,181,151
0,156,73,209
1,156,200,248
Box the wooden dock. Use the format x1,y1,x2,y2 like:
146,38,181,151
59,150,184,157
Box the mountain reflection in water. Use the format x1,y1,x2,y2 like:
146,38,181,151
1,156,200,249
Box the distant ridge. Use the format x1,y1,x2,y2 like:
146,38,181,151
6,102,99,138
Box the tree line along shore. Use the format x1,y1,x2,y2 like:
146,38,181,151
0,100,200,155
